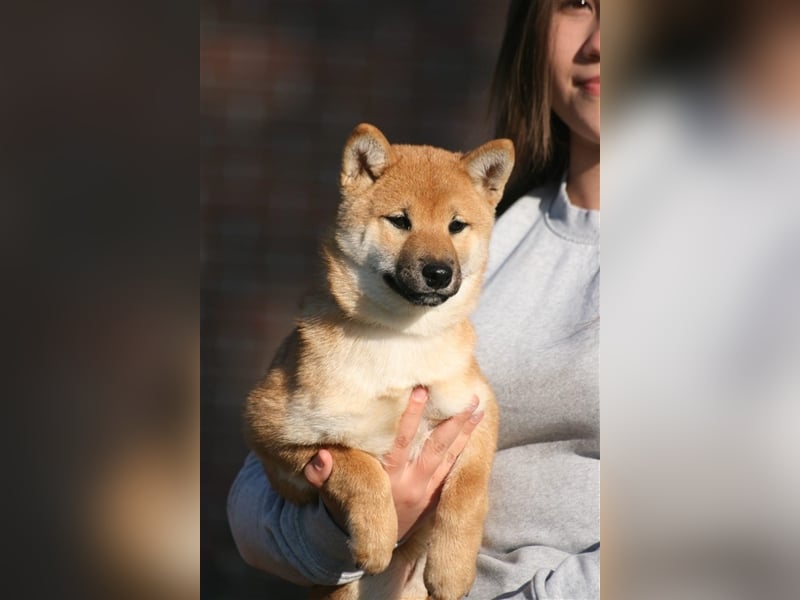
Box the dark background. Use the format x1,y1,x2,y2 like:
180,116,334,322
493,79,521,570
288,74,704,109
200,1,511,597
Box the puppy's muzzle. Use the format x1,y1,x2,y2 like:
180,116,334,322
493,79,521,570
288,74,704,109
384,260,462,306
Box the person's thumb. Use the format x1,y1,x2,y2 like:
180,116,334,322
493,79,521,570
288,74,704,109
304,449,333,488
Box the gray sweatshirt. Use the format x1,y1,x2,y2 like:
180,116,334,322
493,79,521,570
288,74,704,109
227,179,600,599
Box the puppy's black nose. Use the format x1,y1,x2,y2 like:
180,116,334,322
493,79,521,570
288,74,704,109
422,263,453,289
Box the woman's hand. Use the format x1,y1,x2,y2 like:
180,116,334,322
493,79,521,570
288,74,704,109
382,386,483,540
304,386,483,542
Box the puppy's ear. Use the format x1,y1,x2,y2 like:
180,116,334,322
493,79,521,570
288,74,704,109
340,123,393,192
461,139,515,206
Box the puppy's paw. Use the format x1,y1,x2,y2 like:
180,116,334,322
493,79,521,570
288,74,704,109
423,557,475,600
349,530,394,574
356,498,397,571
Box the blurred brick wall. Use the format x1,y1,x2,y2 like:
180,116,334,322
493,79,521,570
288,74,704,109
201,1,510,597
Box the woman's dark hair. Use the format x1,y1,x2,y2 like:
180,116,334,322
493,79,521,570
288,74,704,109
490,0,568,212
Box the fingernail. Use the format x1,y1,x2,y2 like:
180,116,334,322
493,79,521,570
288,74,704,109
469,396,480,411
411,386,428,403
470,410,484,424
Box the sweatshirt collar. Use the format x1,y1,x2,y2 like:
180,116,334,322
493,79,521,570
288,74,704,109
543,178,600,245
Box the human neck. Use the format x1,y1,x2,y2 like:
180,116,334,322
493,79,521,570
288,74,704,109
566,136,600,211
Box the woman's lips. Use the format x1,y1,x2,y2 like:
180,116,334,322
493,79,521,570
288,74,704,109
577,76,600,96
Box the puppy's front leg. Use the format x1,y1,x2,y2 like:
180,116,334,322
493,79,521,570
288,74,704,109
423,400,498,600
323,447,398,575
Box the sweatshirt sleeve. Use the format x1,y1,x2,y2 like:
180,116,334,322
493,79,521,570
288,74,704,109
226,451,365,587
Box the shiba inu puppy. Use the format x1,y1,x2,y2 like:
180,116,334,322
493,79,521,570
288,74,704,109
245,123,514,600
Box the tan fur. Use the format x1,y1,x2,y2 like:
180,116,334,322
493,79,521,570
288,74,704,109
244,124,514,600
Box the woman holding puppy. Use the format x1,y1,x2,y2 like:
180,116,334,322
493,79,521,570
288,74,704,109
228,0,600,597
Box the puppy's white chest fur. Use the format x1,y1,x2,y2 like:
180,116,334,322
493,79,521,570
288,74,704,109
287,321,482,458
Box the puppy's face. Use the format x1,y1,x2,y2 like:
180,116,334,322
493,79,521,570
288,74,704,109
328,124,514,331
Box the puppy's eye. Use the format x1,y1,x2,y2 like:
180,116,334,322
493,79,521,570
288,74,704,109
385,214,412,231
449,220,468,234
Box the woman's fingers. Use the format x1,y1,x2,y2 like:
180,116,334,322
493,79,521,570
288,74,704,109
303,448,333,488
418,395,480,478
384,386,428,472
379,391,483,541
429,407,484,491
